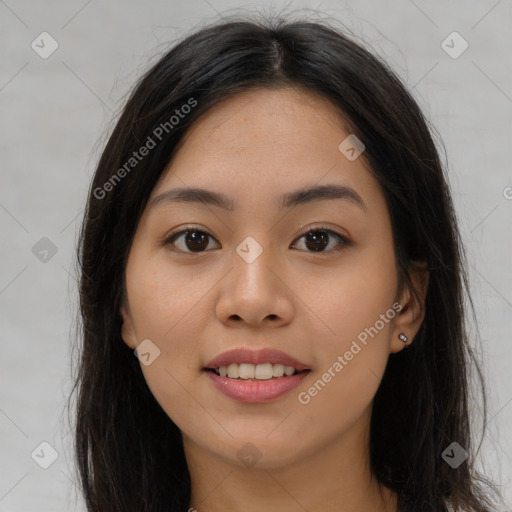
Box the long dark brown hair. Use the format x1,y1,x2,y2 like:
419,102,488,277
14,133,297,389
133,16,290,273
69,14,502,512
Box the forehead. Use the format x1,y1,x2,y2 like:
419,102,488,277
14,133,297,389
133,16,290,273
150,87,379,209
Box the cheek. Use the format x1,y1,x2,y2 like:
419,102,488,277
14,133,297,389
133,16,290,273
296,243,396,413
124,253,219,427
295,346,385,454
126,253,213,342
307,240,397,350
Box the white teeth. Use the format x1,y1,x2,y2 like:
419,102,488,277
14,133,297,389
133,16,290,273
227,363,239,379
284,365,295,376
215,363,303,380
255,363,273,380
272,364,285,377
238,363,255,379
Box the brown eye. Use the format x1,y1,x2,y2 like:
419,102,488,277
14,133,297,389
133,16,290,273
291,228,350,253
164,229,219,253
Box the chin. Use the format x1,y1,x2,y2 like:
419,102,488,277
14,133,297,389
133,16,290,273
206,433,310,470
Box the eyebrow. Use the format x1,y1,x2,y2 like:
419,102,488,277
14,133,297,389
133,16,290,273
150,184,366,212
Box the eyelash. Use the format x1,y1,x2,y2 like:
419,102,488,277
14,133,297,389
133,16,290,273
162,224,352,255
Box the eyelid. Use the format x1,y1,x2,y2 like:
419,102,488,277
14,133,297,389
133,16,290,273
164,224,212,240
295,223,351,242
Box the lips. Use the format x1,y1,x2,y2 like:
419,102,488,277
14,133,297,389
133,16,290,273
203,348,311,403
204,348,310,372
205,370,310,403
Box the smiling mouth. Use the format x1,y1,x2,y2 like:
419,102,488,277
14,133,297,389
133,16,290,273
204,362,311,381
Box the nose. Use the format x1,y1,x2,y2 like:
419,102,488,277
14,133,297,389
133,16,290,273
215,239,294,328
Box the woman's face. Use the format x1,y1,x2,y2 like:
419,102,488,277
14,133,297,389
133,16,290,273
120,87,421,469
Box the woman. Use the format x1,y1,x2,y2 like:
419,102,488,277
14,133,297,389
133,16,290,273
70,15,501,512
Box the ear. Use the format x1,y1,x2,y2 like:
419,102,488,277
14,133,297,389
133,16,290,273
120,302,138,350
390,261,429,354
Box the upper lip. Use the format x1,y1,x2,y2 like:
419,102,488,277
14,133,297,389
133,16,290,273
204,348,310,371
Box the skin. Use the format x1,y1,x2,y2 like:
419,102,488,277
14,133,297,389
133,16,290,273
120,87,428,512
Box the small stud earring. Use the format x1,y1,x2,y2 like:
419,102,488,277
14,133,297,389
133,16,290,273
398,333,408,343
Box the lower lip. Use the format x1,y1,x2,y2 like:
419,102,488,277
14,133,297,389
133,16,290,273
204,370,310,403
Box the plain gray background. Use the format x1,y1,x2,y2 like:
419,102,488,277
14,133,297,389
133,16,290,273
0,0,511,510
